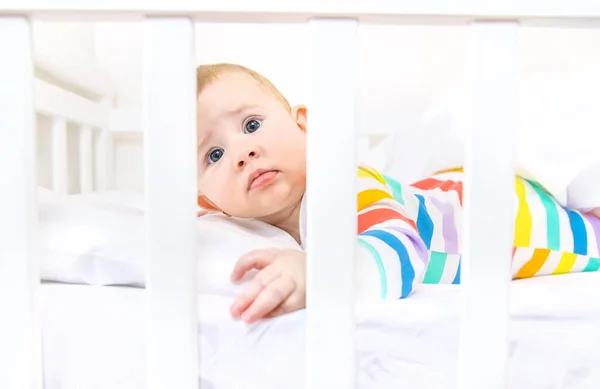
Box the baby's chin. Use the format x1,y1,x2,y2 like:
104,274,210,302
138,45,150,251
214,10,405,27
238,186,302,219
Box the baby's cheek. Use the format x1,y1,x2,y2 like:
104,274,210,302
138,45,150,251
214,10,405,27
215,187,245,211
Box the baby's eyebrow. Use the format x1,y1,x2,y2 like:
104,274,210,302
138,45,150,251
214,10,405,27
223,103,259,118
197,133,212,154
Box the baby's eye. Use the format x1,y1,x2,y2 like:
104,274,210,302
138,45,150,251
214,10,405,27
207,148,224,164
244,119,261,133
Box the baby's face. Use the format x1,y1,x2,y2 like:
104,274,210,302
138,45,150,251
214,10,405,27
196,72,307,219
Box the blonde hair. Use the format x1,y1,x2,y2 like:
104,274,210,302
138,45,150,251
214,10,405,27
196,63,291,111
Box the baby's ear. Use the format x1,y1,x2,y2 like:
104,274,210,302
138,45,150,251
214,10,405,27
197,194,221,212
291,104,307,132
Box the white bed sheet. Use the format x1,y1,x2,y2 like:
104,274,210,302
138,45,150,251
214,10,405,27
41,272,600,389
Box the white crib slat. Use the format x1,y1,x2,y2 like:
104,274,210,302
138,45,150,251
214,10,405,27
79,124,93,193
95,97,113,191
143,17,198,389
306,18,358,389
0,16,42,389
52,117,69,194
459,21,518,389
95,129,113,191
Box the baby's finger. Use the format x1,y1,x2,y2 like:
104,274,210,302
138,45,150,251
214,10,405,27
265,293,303,319
241,277,294,324
230,267,280,318
265,304,287,319
231,248,279,281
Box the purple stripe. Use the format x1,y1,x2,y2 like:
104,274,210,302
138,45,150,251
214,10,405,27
430,197,459,254
385,226,429,266
583,213,600,257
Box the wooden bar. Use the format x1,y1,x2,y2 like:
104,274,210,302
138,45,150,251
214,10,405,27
79,124,93,193
52,117,68,194
458,20,519,389
143,16,199,389
0,15,42,389
306,17,358,389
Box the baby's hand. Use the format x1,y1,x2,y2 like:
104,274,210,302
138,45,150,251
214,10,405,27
230,248,306,324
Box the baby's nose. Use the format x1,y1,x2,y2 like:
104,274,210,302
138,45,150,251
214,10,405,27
235,149,258,168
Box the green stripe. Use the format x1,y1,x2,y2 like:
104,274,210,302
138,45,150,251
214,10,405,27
382,174,405,205
423,251,447,284
357,238,387,299
582,257,600,272
527,180,561,251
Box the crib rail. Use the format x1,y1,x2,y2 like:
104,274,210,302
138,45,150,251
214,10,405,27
34,54,115,194
0,17,41,389
460,21,518,389
306,18,358,389
3,0,600,25
143,17,198,389
1,3,599,389
34,53,116,100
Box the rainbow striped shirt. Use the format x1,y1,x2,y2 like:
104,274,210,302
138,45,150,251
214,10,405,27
299,165,430,300
300,166,600,300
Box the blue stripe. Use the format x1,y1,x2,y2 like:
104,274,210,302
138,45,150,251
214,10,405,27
360,230,415,299
452,257,461,284
414,194,434,250
566,209,587,255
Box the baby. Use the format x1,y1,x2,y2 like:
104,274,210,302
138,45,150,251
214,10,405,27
196,63,600,324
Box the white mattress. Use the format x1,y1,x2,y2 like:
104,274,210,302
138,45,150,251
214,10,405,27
41,272,600,389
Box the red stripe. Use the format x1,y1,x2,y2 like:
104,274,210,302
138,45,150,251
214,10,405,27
358,208,417,235
411,178,463,205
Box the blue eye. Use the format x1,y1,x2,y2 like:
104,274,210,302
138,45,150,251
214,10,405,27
207,148,224,164
245,119,261,133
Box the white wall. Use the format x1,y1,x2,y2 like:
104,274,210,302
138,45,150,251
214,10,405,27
31,20,600,135
91,22,600,132
33,21,600,192
92,22,469,134
33,21,95,59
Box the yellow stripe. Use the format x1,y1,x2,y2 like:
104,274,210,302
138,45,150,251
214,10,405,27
552,252,577,275
433,166,464,175
358,189,393,212
514,178,533,247
515,248,550,279
358,166,386,186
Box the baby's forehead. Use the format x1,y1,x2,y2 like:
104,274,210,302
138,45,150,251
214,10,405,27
197,74,282,123
199,75,267,112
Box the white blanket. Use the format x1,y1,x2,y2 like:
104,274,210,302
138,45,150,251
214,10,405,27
41,272,600,389
372,67,600,212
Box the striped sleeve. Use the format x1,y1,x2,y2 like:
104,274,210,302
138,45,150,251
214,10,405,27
355,166,429,300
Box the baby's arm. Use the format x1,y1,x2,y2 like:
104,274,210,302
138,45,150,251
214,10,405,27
355,166,429,300
228,166,428,323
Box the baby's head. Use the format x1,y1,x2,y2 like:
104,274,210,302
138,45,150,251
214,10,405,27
196,63,307,221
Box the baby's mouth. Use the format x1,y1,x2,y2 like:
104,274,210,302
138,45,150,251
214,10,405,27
247,169,279,190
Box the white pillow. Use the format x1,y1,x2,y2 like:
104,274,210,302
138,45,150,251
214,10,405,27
38,191,301,294
196,214,300,296
38,192,147,286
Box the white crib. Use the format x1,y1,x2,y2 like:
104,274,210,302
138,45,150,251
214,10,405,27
1,1,600,389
